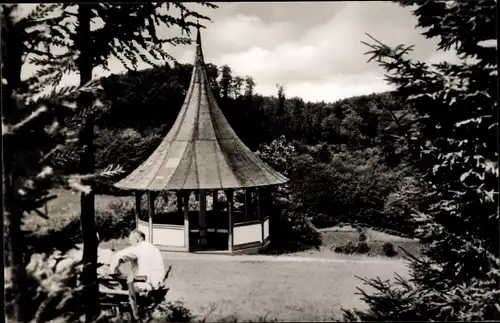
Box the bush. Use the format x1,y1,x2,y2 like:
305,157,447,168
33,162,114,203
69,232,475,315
333,241,370,255
356,226,368,242
256,138,322,253
263,184,322,254
266,188,323,254
382,242,397,257
5,251,86,322
149,301,193,323
356,241,370,254
95,199,136,241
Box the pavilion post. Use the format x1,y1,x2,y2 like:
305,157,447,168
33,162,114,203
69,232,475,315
226,189,234,252
147,191,157,244
244,189,251,221
134,192,143,230
176,192,183,213
212,190,218,231
257,188,263,242
183,191,190,251
198,190,207,245
213,190,218,213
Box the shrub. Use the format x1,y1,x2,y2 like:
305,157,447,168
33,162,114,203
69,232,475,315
256,138,322,253
266,190,323,253
4,251,86,322
333,241,370,255
333,241,354,254
355,241,370,254
95,199,136,241
357,226,368,242
382,242,397,258
149,301,193,323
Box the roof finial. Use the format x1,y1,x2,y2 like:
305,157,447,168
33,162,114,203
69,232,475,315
195,21,203,63
196,23,201,45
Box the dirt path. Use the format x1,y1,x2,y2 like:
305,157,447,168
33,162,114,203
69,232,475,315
160,250,407,264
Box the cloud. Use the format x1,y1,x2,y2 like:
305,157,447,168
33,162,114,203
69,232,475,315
19,2,460,103
198,1,461,101
202,14,296,55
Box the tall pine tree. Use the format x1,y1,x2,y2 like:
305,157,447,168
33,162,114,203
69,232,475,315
9,3,217,320
1,5,122,322
343,1,498,320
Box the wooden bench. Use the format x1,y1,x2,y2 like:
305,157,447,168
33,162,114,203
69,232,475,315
99,265,172,321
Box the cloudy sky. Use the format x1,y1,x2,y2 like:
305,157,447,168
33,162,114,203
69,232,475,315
20,2,458,103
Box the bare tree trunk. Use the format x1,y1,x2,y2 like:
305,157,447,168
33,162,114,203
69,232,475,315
2,7,29,321
3,131,29,323
77,4,100,321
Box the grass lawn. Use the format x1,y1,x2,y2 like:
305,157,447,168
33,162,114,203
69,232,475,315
35,189,417,321
102,225,417,322
161,256,410,322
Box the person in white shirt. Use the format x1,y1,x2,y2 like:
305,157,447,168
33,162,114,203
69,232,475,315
109,230,165,291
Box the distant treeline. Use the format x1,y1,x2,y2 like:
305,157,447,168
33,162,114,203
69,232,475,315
92,61,411,169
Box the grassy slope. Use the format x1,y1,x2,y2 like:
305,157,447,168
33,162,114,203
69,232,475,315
22,188,133,234
314,226,423,259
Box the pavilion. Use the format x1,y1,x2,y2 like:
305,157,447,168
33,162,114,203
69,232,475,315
114,28,288,254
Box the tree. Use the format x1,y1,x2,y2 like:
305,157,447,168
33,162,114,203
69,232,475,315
320,114,342,142
206,63,221,97
255,136,323,252
231,75,244,98
244,75,256,98
219,64,233,100
18,3,217,320
356,104,379,145
343,1,498,321
1,6,69,320
275,83,286,137
1,6,122,322
332,103,346,122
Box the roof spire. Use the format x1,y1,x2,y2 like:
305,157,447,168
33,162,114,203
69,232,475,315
114,25,289,191
195,22,204,63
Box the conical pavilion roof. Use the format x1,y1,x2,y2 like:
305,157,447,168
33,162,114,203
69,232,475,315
114,28,289,191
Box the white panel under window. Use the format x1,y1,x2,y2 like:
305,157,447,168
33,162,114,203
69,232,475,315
153,225,184,247
234,223,262,245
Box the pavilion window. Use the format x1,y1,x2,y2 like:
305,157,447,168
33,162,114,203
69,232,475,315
232,188,260,223
137,193,149,222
